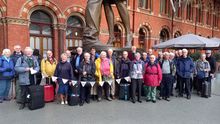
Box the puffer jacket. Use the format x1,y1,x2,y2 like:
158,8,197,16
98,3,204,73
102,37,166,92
143,62,162,87
15,55,39,85
176,56,195,78
41,58,57,77
0,56,15,80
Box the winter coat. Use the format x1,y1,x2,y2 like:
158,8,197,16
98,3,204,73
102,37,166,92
15,55,40,85
118,58,131,78
95,58,114,83
41,58,57,77
79,60,96,81
195,59,211,78
130,59,145,79
54,61,74,81
143,62,162,87
206,56,216,74
176,57,195,78
0,56,15,80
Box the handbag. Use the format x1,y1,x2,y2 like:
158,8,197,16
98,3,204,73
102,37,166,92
197,71,206,79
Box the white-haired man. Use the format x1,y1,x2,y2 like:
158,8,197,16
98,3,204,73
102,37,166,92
176,49,194,99
15,47,40,109
159,52,176,101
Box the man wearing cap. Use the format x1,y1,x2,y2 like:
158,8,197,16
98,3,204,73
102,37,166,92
206,50,216,88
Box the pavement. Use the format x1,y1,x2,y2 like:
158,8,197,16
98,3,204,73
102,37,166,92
0,92,220,124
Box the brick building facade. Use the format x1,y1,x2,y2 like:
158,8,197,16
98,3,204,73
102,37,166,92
0,0,220,58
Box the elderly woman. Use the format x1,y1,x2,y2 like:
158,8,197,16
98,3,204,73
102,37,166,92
79,52,96,106
54,53,74,105
95,51,114,101
196,53,210,97
41,50,57,93
144,55,162,103
130,52,145,103
0,49,15,103
15,47,40,109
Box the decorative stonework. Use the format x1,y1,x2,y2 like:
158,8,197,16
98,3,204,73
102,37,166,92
20,0,64,23
2,17,29,25
63,5,86,19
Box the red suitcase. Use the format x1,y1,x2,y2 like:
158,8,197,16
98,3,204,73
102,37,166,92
44,85,54,102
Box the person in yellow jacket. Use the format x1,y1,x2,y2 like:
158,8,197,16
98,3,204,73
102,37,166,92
95,51,114,101
41,50,57,91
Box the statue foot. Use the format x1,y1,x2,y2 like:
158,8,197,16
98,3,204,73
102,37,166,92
107,37,116,45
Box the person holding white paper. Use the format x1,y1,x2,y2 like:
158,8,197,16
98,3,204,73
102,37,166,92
79,52,96,106
15,47,40,110
54,53,74,105
95,51,114,102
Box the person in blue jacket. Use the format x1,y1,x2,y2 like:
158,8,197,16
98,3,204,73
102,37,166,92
176,49,195,99
15,47,40,109
0,49,15,103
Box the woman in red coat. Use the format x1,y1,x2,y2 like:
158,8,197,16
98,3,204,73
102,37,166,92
143,55,162,103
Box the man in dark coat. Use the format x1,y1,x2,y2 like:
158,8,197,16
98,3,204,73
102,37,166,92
205,50,216,96
176,49,194,99
71,47,84,81
10,45,23,103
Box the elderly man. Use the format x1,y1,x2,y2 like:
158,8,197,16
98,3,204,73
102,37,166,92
71,47,84,81
160,52,176,101
176,49,194,99
15,47,40,109
79,52,96,106
107,49,118,99
11,45,23,103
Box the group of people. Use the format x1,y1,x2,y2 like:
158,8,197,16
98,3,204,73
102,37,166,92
0,45,216,110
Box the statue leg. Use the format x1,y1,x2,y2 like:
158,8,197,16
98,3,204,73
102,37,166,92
115,1,132,47
104,2,116,45
83,0,104,47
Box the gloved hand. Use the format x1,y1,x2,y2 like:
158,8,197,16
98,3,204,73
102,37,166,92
5,68,12,72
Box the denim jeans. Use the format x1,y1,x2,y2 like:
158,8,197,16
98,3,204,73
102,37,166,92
0,79,11,100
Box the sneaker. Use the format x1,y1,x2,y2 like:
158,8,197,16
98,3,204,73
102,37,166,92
61,101,64,105
65,101,68,105
0,99,3,103
107,97,112,101
97,97,101,102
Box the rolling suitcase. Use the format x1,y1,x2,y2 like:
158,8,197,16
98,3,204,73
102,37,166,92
44,78,55,102
68,83,80,106
202,81,211,98
27,85,45,110
119,83,130,100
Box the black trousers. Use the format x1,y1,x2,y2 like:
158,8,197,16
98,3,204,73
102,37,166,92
179,77,191,96
197,78,207,92
161,74,172,98
131,79,142,101
97,82,110,98
20,85,30,104
80,83,92,102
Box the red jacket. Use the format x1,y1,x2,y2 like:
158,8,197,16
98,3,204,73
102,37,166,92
143,63,162,87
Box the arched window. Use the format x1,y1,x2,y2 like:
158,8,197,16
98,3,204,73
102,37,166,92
197,0,203,24
206,3,212,25
186,1,194,21
174,31,181,38
160,0,170,15
160,28,170,42
138,27,150,49
29,10,53,55
139,0,152,10
113,24,123,48
66,16,84,49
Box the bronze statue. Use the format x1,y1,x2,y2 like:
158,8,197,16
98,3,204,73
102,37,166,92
83,0,132,49
103,0,132,47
